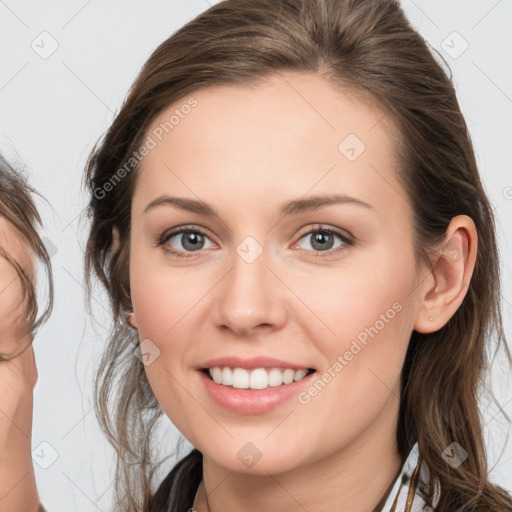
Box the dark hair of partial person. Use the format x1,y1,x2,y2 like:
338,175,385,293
82,0,512,510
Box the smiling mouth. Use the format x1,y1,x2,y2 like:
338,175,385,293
201,367,316,390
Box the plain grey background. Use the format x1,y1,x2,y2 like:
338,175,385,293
1,1,511,510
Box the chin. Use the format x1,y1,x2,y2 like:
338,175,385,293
201,440,312,476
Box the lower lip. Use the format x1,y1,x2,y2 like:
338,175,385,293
197,369,317,414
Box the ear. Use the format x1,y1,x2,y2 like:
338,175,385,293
413,215,478,333
126,311,138,330
112,226,120,253
112,226,137,329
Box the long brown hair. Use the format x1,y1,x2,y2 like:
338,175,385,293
83,1,512,510
0,153,53,361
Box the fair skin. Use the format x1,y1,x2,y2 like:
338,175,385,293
0,216,40,512
127,72,477,512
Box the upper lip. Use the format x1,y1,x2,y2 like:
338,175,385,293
197,356,315,371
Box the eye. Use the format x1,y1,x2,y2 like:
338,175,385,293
293,225,354,257
157,226,215,258
156,224,355,259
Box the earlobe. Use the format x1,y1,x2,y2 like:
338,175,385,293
413,215,477,334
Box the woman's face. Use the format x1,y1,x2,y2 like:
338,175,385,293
128,72,428,474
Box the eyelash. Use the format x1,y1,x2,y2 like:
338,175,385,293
156,224,355,259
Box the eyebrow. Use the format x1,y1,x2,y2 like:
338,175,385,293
143,193,374,217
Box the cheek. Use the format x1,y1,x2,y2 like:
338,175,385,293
296,279,413,445
130,247,195,336
299,251,416,387
297,256,413,339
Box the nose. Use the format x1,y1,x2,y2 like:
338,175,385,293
212,246,287,337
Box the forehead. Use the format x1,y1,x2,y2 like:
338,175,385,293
133,72,407,220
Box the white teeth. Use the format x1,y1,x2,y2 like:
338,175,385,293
211,367,222,384
207,367,311,390
249,368,268,390
282,368,295,385
293,369,309,381
221,367,233,386
268,368,283,387
232,368,249,389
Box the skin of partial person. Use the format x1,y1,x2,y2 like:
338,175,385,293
125,72,477,512
0,216,40,512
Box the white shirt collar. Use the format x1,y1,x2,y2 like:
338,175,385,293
381,442,441,511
